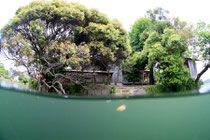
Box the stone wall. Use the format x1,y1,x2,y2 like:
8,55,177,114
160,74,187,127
115,85,146,96
86,84,146,96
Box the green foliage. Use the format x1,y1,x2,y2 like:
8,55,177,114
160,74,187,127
123,50,147,83
145,29,192,91
127,8,200,92
193,21,210,62
123,51,145,69
191,21,209,82
127,8,172,84
145,7,172,34
129,18,153,52
155,21,171,34
144,78,201,94
144,85,167,94
63,83,84,94
110,86,116,94
124,69,142,83
0,63,11,80
181,77,201,91
138,27,193,91
87,19,131,70
171,17,194,47
18,74,30,85
155,55,191,91
28,79,38,89
104,80,109,85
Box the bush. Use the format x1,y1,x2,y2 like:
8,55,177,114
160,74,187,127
144,78,202,94
63,83,84,94
181,77,202,91
110,86,116,94
29,79,38,89
144,85,167,94
3,75,11,80
104,80,109,85
124,69,142,83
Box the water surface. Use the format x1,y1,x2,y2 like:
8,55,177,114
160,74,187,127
0,87,210,140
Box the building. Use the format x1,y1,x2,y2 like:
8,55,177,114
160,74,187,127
64,58,197,85
185,58,198,78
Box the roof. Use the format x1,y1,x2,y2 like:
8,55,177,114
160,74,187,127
63,69,114,74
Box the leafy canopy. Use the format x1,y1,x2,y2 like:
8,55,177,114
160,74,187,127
193,21,210,62
145,29,191,90
0,0,131,94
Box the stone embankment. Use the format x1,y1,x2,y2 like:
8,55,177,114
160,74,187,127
87,84,147,96
115,85,146,96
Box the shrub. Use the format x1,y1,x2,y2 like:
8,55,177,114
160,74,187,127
124,69,142,83
181,77,202,91
144,85,167,94
104,80,109,85
3,75,11,80
63,83,84,94
28,79,38,89
110,86,116,94
144,78,202,94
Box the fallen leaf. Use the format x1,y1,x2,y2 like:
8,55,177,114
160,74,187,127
116,104,126,112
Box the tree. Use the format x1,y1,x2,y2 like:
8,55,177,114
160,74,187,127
145,7,172,34
193,21,210,82
127,8,172,84
128,27,192,90
130,28,192,91
0,0,130,94
147,29,192,91
129,18,153,52
87,19,131,71
126,18,152,83
170,17,194,48
145,7,169,23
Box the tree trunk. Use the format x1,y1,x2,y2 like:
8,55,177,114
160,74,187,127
195,63,209,83
149,67,155,85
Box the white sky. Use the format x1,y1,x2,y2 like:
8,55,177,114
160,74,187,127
0,0,209,81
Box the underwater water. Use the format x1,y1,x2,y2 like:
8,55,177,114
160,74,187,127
0,86,210,140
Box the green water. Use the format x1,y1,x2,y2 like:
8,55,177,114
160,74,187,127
0,87,210,140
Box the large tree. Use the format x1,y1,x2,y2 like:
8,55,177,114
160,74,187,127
146,29,192,91
0,0,130,94
127,8,172,84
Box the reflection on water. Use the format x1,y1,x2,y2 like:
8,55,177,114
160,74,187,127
0,78,210,95
199,83,210,94
0,79,28,90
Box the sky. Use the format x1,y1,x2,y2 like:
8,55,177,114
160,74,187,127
0,0,209,81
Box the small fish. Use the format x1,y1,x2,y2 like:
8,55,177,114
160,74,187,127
116,104,126,112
